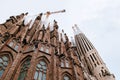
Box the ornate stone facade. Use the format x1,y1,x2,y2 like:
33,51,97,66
0,12,115,80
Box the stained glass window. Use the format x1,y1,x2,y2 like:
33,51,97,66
34,61,47,80
0,55,9,77
18,58,31,80
63,75,71,80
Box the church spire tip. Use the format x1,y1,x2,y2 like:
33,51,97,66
72,24,82,35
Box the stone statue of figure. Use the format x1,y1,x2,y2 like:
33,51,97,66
64,33,69,42
53,20,59,37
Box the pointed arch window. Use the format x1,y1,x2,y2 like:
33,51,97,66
34,61,47,80
63,75,71,80
0,55,9,77
17,58,31,80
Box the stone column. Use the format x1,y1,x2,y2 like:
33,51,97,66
26,49,38,80
4,53,22,80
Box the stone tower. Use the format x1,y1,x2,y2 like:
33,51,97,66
72,25,115,80
0,11,115,80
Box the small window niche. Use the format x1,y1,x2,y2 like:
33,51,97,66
45,47,49,53
61,60,64,67
8,41,14,47
66,60,69,67
14,45,19,51
8,40,19,52
40,45,44,51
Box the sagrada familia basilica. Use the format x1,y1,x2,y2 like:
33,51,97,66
0,10,115,80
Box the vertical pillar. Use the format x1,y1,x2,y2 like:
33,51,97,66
50,47,55,80
26,49,38,80
4,53,22,80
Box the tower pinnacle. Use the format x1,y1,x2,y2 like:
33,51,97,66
72,24,82,35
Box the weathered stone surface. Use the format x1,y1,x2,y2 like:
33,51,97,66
0,12,115,80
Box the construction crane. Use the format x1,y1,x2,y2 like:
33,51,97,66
44,9,66,18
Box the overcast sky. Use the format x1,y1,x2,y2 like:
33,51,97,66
0,0,120,79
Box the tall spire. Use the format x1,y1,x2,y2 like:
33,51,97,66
72,24,82,35
74,25,115,80
74,24,82,33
